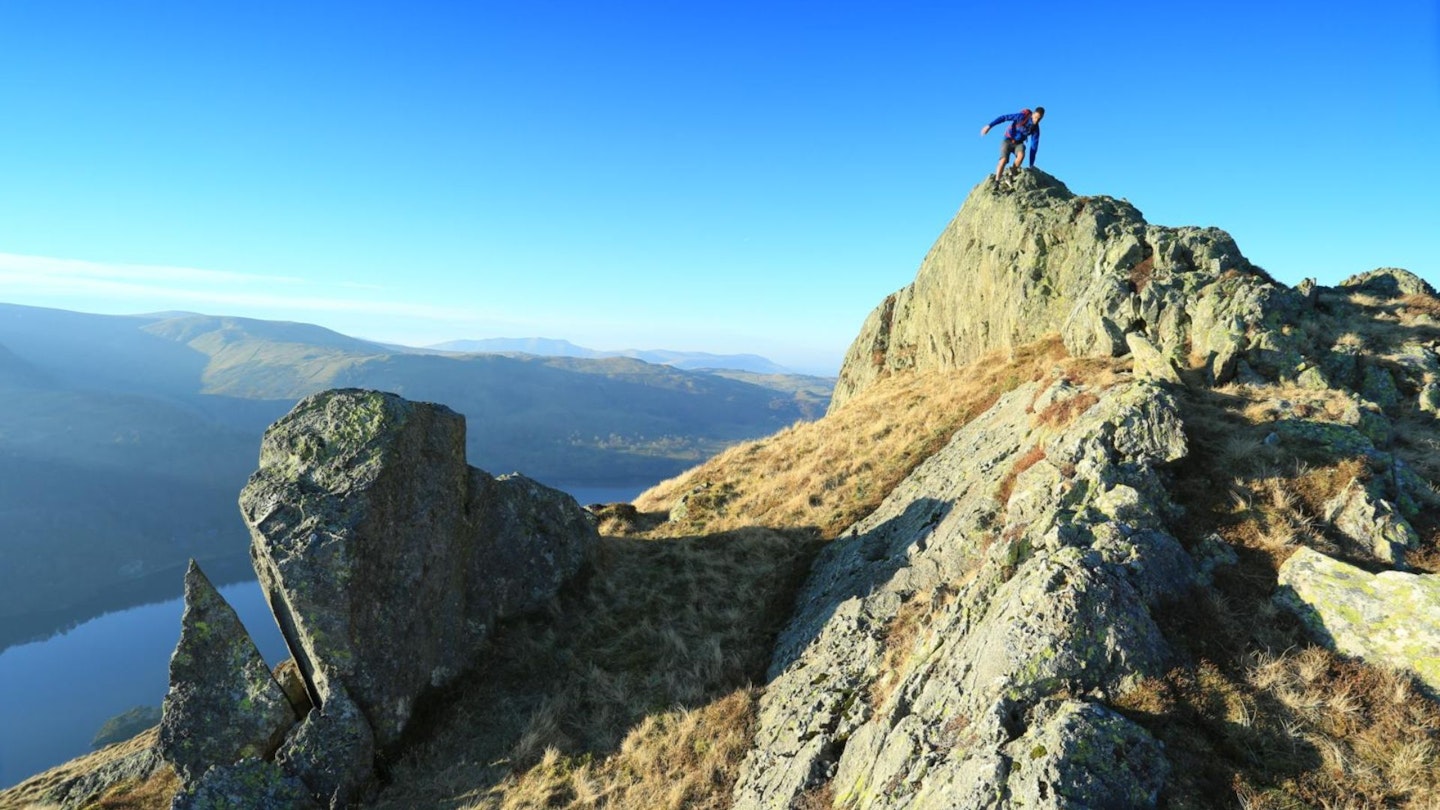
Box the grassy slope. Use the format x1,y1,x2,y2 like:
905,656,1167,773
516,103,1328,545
143,314,833,483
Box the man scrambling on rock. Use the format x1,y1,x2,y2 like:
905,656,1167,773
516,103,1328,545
981,106,1044,187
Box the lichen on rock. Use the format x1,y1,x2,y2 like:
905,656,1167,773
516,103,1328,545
232,388,598,803
1276,547,1440,695
735,375,1190,808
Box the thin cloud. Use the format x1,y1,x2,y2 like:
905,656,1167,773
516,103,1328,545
0,252,483,323
0,252,304,286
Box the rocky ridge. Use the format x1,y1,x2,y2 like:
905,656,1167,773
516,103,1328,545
733,171,1440,806
5,170,1439,809
735,377,1189,807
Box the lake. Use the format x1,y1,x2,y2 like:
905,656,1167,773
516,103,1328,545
0,482,647,790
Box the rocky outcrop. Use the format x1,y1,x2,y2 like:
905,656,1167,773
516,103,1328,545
144,389,598,808
1276,547,1440,694
1339,267,1437,298
735,376,1191,808
158,561,297,787
1322,477,1420,565
831,170,1306,408
226,389,597,802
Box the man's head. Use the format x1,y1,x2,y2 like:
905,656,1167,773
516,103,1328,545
1032,107,1045,124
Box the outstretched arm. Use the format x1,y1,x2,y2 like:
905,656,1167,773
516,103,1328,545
982,112,1019,136
1028,130,1040,166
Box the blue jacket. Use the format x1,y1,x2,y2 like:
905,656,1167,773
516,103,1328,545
988,111,1040,165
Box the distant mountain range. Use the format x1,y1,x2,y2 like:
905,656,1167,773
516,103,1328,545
0,303,834,649
427,338,794,374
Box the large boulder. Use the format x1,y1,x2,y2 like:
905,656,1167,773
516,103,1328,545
158,561,297,787
239,389,598,754
1276,547,1440,694
999,699,1167,808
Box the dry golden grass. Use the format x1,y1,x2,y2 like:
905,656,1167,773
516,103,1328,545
1398,293,1440,321
476,688,757,810
375,337,1134,808
1287,457,1368,517
1118,645,1440,809
1033,391,1100,429
93,766,180,810
1329,289,1440,350
0,729,171,810
1230,382,1359,425
634,336,1119,541
1126,383,1440,808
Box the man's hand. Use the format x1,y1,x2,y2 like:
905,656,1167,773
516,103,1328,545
980,125,990,136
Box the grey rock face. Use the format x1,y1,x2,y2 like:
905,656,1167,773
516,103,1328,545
1322,477,1419,564
1125,332,1181,384
1001,699,1167,808
158,561,297,787
1276,548,1440,694
275,683,375,809
239,389,598,753
831,170,1305,409
735,378,1186,809
170,758,317,810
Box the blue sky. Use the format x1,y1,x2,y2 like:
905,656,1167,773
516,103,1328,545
1,1,1436,375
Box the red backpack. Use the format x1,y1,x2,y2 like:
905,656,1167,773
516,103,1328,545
1008,109,1033,139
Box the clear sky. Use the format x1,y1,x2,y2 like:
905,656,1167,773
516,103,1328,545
1,1,1436,375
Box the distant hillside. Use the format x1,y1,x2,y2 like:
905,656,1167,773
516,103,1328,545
0,342,51,388
0,303,832,649
431,337,605,358
429,337,794,374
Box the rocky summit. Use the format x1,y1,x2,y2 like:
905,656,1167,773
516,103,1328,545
833,169,1300,406
6,171,1439,809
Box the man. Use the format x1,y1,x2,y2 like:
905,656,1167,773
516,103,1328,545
980,106,1044,186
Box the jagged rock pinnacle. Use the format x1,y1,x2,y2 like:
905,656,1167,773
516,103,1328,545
158,561,296,787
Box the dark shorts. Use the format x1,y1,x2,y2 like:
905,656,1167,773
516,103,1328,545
1000,137,1026,160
